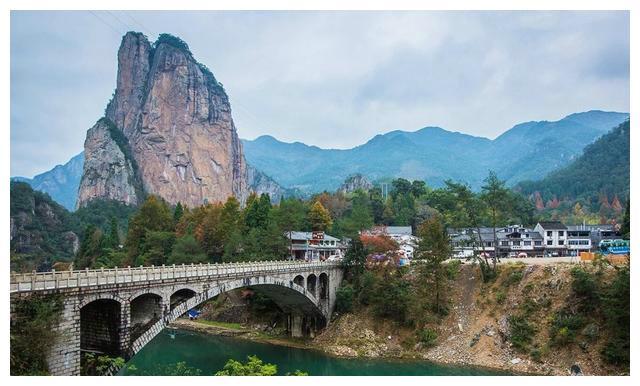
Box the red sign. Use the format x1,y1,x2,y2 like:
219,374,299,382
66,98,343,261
310,231,324,244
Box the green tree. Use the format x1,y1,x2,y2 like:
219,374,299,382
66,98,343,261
342,238,368,285
308,201,332,231
415,216,452,314
107,216,120,249
215,355,277,376
169,235,207,264
126,196,174,265
620,200,630,239
480,171,512,265
173,202,184,225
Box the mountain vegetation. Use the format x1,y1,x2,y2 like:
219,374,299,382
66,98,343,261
242,111,628,194
516,120,630,224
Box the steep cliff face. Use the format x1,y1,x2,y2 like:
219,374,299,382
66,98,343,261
246,164,286,203
78,32,248,208
77,118,140,207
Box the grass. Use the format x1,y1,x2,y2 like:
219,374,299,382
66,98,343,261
194,319,244,330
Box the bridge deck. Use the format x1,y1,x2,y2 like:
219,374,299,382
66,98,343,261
10,260,341,293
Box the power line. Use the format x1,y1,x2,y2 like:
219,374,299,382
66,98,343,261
105,10,133,32
120,11,154,37
88,10,123,36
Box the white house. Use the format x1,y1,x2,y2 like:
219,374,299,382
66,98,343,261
533,221,568,256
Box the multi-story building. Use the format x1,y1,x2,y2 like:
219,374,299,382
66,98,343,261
496,225,545,257
533,221,568,256
286,231,344,261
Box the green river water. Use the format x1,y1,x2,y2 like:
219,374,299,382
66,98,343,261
119,328,508,376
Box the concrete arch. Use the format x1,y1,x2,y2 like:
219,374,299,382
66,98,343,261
307,274,317,296
128,288,165,302
78,293,127,310
129,275,323,357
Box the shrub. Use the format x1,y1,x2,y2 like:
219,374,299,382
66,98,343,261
570,266,599,312
503,269,524,287
445,259,462,280
417,328,438,347
495,289,506,304
508,314,535,351
530,348,542,362
335,284,355,313
550,311,585,345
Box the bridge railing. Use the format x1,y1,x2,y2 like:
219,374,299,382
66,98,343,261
10,260,341,293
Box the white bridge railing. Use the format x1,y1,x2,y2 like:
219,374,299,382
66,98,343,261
10,260,341,293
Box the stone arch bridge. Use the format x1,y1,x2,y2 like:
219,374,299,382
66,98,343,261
10,260,343,376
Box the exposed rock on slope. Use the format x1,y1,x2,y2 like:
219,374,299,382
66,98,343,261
338,173,373,194
77,118,140,207
78,32,248,208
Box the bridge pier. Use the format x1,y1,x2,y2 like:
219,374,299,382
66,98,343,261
10,261,343,375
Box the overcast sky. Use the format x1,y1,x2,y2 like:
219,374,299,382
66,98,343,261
11,11,629,177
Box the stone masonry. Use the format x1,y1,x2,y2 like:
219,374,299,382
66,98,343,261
10,260,343,376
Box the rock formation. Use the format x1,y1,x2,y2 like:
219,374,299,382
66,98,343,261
77,32,249,208
338,173,373,194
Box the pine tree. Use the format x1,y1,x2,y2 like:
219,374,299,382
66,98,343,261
415,216,451,315
173,202,184,224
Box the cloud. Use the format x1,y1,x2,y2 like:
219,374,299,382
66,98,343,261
10,10,629,177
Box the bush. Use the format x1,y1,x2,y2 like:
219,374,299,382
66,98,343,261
446,259,462,280
508,314,535,351
495,289,506,304
10,294,64,375
502,268,524,287
335,284,355,313
417,328,438,346
530,348,542,362
550,311,585,345
570,266,599,312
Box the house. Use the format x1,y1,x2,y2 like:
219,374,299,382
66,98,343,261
286,231,345,261
362,226,418,259
533,221,568,256
496,225,545,257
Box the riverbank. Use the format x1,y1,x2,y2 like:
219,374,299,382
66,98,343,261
183,262,627,376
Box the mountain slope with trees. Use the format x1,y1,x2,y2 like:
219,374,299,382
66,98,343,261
516,120,629,222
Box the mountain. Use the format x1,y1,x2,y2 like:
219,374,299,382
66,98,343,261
77,32,249,208
243,110,629,194
10,181,80,272
515,119,630,205
11,152,84,211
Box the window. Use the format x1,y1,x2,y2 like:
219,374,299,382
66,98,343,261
512,240,521,246
535,241,542,246
558,240,564,246
547,240,553,246
501,241,509,246
559,231,564,237
524,241,531,246
547,231,552,237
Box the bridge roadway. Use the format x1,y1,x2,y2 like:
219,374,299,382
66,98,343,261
10,260,343,375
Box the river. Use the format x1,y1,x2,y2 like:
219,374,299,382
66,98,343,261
119,328,507,376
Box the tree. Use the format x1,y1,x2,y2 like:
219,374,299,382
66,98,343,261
126,196,173,265
173,202,184,224
620,200,630,239
342,238,368,285
106,217,120,249
214,355,277,376
415,216,451,314
480,171,512,266
169,235,207,264
308,201,332,231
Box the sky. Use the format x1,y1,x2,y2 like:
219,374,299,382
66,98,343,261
10,10,629,177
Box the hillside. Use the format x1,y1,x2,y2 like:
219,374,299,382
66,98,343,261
242,110,628,194
516,120,630,210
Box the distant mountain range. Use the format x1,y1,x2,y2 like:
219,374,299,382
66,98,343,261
11,110,629,210
243,110,629,193
11,153,84,210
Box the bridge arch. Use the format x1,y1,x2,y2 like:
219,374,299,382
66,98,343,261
293,274,304,287
307,274,317,297
319,272,328,300
169,288,197,310
129,275,324,357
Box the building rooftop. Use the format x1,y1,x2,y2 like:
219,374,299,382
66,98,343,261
536,221,568,230
287,231,340,242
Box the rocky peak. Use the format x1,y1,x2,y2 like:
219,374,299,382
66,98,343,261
338,173,373,194
79,32,249,208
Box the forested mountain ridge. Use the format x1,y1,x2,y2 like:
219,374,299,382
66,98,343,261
515,119,630,218
242,110,629,194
